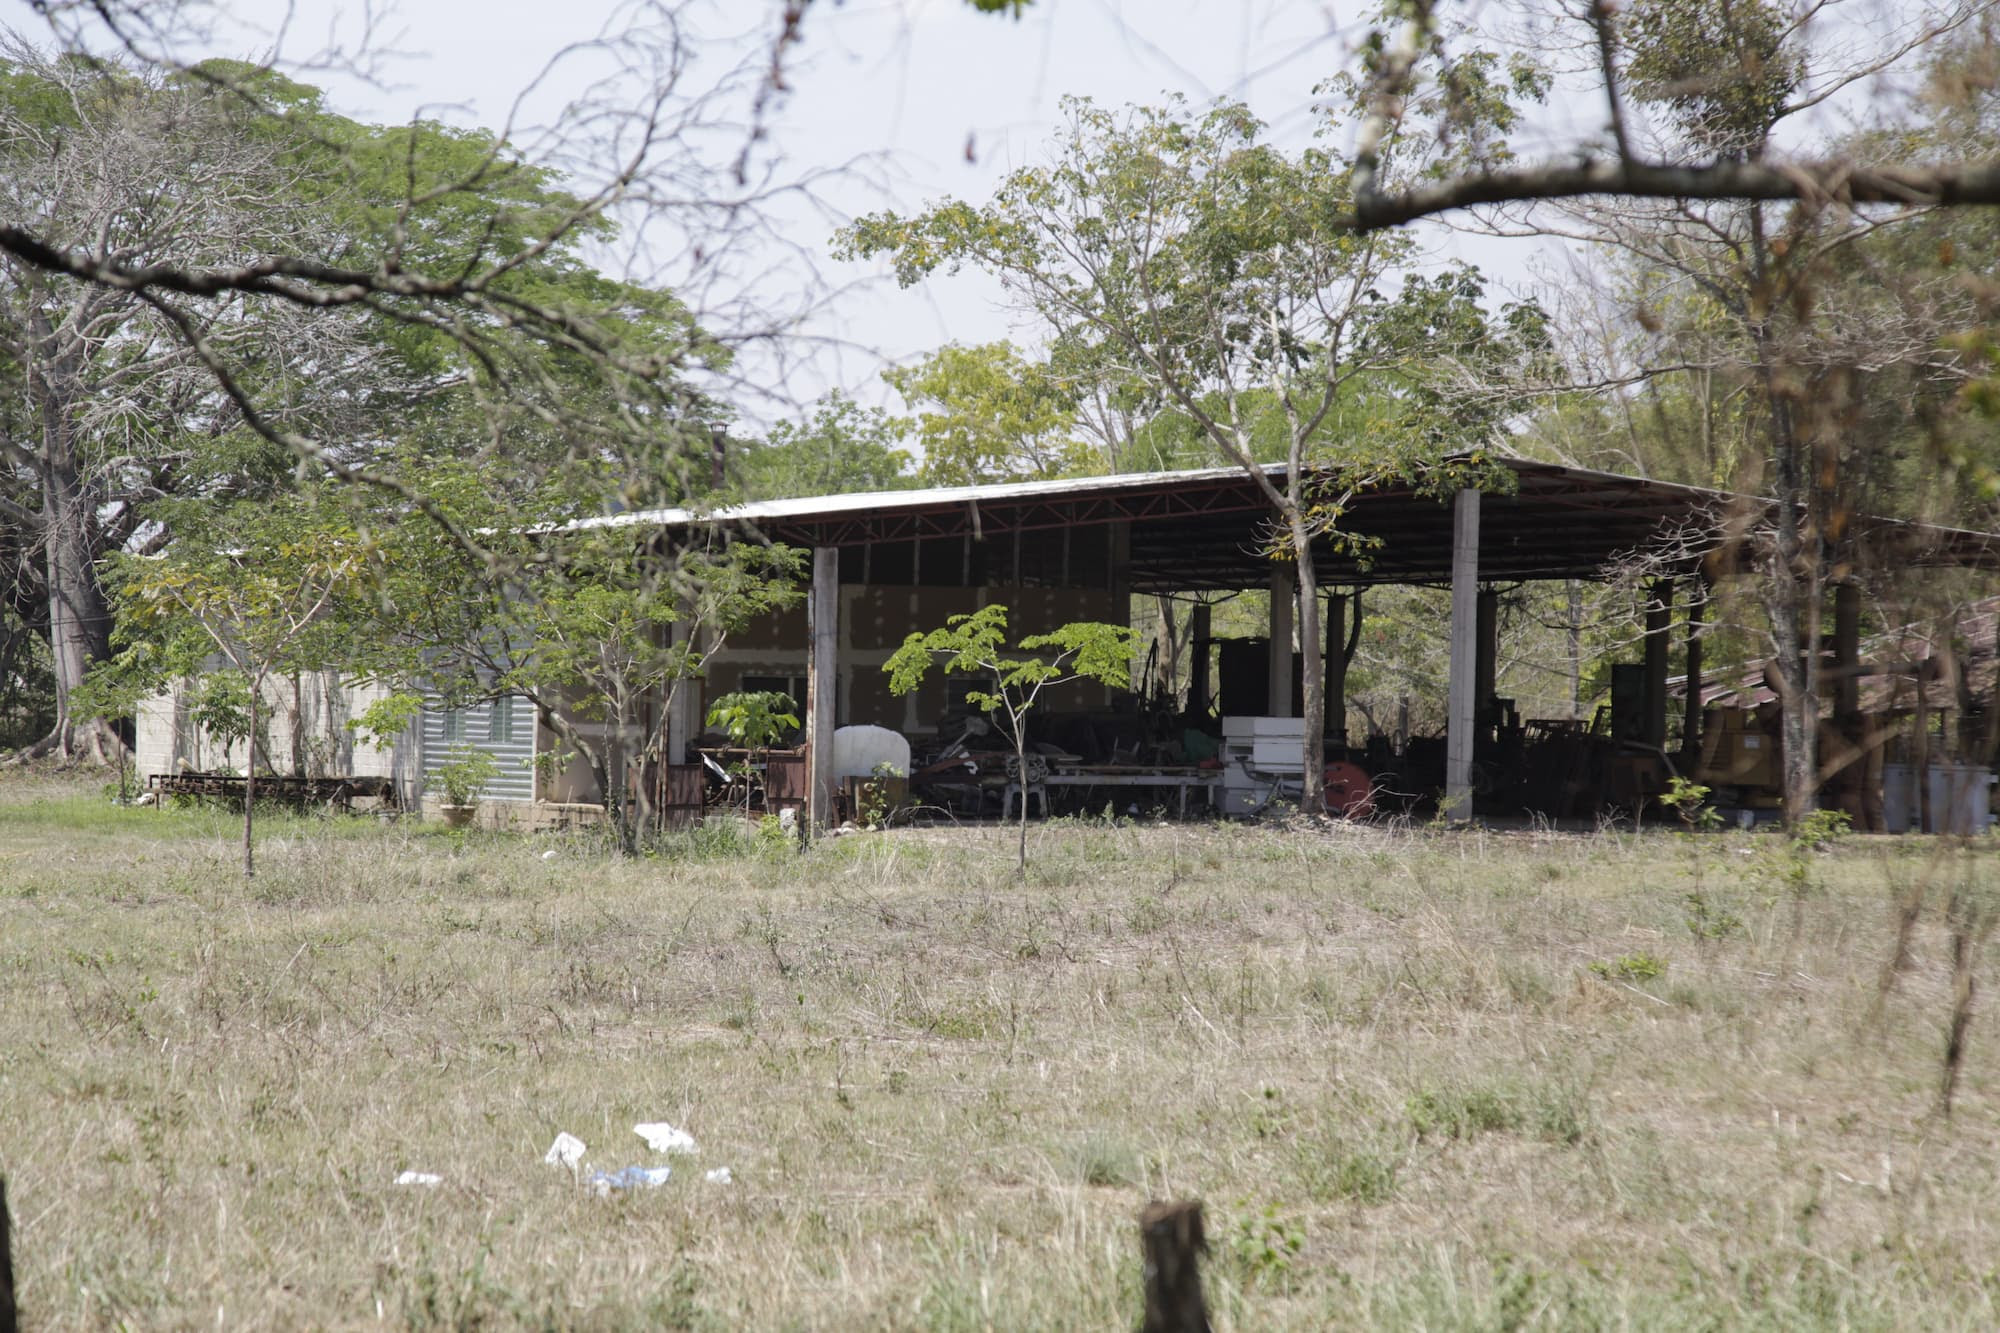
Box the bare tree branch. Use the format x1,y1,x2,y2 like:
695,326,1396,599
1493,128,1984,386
1352,155,2000,231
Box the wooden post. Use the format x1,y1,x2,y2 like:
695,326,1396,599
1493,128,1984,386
806,547,839,831
1326,592,1348,748
1189,602,1212,716
1267,566,1294,717
1,1174,15,1333
1138,1200,1210,1333
1446,488,1480,821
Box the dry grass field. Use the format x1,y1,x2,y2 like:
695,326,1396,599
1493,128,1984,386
2,772,1999,1330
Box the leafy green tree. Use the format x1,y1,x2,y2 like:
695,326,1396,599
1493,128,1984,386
350,465,806,856
1623,0,1802,161
505,536,802,855
1527,0,2000,823
0,45,724,766
842,97,1543,811
733,392,914,499
885,604,1135,873
88,496,373,876
431,747,501,812
0,50,380,762
0,598,52,749
706,689,801,816
884,342,1094,483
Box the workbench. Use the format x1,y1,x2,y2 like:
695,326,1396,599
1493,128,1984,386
1042,765,1219,819
146,772,398,812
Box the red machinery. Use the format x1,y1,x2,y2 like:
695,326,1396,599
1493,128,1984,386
1323,761,1375,817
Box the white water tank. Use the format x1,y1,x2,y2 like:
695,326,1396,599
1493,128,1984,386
832,725,910,781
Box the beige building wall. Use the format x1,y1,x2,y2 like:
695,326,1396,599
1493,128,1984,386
135,672,412,789
696,581,1127,738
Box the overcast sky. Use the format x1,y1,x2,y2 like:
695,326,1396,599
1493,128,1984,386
1,0,1558,423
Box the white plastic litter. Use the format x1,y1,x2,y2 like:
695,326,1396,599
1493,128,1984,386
587,1165,672,1196
634,1122,699,1155
394,1171,442,1188
541,848,559,860
543,1131,587,1169
703,1167,732,1184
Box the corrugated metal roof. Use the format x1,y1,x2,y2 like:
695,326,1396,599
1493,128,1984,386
569,462,1276,532
557,455,2000,589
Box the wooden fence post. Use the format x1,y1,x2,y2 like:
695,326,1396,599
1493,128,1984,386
2,1174,16,1333
1138,1199,1210,1333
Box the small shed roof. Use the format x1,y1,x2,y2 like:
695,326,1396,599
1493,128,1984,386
582,457,2000,591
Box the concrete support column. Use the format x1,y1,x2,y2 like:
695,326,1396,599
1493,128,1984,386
1189,602,1212,716
806,547,839,831
1326,592,1348,748
1682,580,1706,771
666,608,695,768
1644,581,1671,749
1446,488,1481,821
1268,565,1295,717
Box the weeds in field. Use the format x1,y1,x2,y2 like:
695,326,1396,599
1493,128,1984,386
1660,776,1721,832
1682,891,1744,941
0,778,1995,1328
1225,1201,1306,1289
1587,951,1667,983
1299,1136,1400,1205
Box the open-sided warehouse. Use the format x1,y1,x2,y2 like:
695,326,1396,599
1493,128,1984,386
599,456,2000,829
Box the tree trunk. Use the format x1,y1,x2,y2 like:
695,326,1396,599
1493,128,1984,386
1153,594,1182,705
242,678,258,879
535,700,636,857
26,335,114,763
1747,209,1819,828
635,690,665,839
11,291,127,767
1015,729,1029,876
1768,570,1819,828
1292,517,1325,816
1915,643,1934,835
40,455,112,761
607,696,635,856
593,749,629,852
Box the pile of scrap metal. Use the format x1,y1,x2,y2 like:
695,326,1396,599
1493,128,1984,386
905,705,1228,820
907,717,1016,817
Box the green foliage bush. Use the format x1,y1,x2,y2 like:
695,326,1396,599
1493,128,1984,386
1588,952,1667,983
1226,1201,1306,1288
